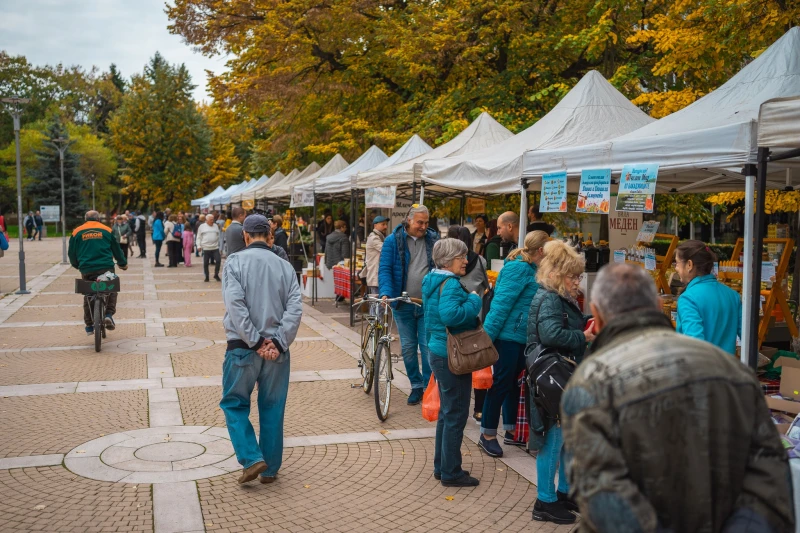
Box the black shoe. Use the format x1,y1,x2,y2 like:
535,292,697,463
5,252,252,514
504,431,526,447
532,499,575,524
104,315,115,331
472,412,482,425
407,388,423,405
154,263,164,267
478,435,503,458
441,473,479,487
214,275,221,282
204,278,209,282
434,470,468,481
557,491,579,513
167,265,177,268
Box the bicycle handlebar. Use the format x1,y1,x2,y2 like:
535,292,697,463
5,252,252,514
353,294,422,308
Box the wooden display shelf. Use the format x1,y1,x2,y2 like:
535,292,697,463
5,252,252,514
717,237,797,347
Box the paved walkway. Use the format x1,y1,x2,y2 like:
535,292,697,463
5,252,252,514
0,238,576,532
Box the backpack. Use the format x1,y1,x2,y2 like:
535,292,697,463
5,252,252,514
172,224,183,239
524,298,576,421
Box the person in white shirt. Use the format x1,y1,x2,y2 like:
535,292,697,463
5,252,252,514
197,214,222,282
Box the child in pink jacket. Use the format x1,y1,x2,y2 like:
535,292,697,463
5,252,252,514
182,226,194,267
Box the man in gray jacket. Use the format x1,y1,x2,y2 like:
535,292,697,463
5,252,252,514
225,207,246,255
220,214,303,484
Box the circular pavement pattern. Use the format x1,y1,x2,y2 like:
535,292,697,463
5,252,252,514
65,426,239,484
101,336,216,354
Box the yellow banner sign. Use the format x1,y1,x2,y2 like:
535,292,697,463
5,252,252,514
466,198,486,215
242,199,255,210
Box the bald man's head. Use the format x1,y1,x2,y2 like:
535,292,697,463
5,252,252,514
85,210,100,221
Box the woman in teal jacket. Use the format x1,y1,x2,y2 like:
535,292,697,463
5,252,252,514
478,230,549,458
675,240,741,354
422,238,482,488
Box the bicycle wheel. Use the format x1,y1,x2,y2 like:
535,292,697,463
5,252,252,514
359,323,375,394
93,297,103,352
373,340,392,421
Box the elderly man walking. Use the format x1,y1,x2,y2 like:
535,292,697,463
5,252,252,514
560,263,793,532
197,214,222,282
378,205,439,405
220,214,303,484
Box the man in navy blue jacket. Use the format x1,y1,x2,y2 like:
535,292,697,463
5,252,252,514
378,204,439,405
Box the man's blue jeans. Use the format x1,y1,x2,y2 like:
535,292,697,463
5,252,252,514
535,425,568,503
393,302,430,390
220,347,290,477
480,339,526,436
430,354,472,481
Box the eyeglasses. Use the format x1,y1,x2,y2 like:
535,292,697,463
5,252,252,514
456,255,468,262
566,274,584,283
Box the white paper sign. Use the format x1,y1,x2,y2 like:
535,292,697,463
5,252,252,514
614,250,626,263
762,261,776,282
577,169,611,213
365,187,396,209
290,189,315,208
645,250,657,271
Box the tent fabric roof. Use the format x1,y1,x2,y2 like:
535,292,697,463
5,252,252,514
369,135,433,172
243,170,286,201
230,174,270,203
191,185,226,207
758,96,800,149
261,155,349,198
356,112,513,188
300,146,389,195
252,162,321,199
520,27,800,194
421,71,654,193
208,180,251,206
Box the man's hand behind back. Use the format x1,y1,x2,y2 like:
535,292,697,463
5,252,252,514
257,340,280,361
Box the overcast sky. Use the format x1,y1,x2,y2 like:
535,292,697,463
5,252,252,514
0,0,226,102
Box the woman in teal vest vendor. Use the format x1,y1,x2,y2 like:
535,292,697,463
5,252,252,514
674,240,741,355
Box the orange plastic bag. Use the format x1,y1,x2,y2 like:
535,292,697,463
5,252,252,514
472,366,493,389
421,375,440,422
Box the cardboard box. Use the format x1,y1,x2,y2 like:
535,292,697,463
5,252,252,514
774,356,800,401
767,396,800,415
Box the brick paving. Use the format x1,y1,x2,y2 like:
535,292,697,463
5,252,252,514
0,238,575,531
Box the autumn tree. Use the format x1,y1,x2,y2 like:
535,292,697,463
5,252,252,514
108,53,211,210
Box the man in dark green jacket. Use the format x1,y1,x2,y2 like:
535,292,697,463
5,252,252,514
68,210,128,335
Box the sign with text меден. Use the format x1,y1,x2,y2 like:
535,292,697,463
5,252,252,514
577,169,611,214
539,171,568,213
608,205,642,251
616,164,659,213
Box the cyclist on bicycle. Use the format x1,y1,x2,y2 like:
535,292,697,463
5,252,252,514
68,210,128,335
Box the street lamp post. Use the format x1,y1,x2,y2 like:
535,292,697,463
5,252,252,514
91,175,96,211
1,97,31,294
52,137,72,265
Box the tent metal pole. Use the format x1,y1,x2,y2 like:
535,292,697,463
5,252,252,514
518,179,528,248
459,193,466,226
741,166,755,366
312,196,317,306
748,153,769,370
411,179,416,203
711,205,715,244
350,188,356,328
419,181,425,204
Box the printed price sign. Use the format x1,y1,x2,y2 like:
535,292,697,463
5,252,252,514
577,169,611,214
539,171,567,213
616,164,659,213
762,261,776,282
644,250,657,271
614,250,626,263
637,221,660,243
365,187,396,209
290,189,315,208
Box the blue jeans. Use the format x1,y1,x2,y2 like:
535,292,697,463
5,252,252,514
220,347,290,476
536,425,568,503
394,302,431,390
480,339,526,436
430,355,472,481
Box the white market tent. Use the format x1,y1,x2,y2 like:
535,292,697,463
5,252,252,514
300,145,389,195
207,180,251,207
368,134,433,172
420,71,655,193
230,174,269,204
758,96,800,156
518,27,800,193
263,156,348,199
191,186,225,208
245,170,286,201
356,112,514,189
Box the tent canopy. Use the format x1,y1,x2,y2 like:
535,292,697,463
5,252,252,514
421,71,654,193
369,134,433,171
758,96,800,151
191,185,226,207
357,112,513,188
207,180,251,206
230,174,269,203
263,156,349,199
245,170,286,201
520,27,800,193
300,146,389,195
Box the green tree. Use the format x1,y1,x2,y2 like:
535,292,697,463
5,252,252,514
26,119,86,221
108,53,212,209
67,123,119,212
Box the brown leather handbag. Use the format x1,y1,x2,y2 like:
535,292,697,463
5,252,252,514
439,281,499,375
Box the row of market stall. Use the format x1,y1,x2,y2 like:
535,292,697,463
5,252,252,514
192,27,800,368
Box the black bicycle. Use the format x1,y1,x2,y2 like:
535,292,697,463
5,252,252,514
75,278,121,352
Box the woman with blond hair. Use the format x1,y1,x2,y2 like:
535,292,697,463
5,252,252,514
478,230,549,458
527,239,594,525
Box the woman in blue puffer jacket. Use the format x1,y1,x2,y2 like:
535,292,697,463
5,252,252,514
478,230,549,458
422,238,482,488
